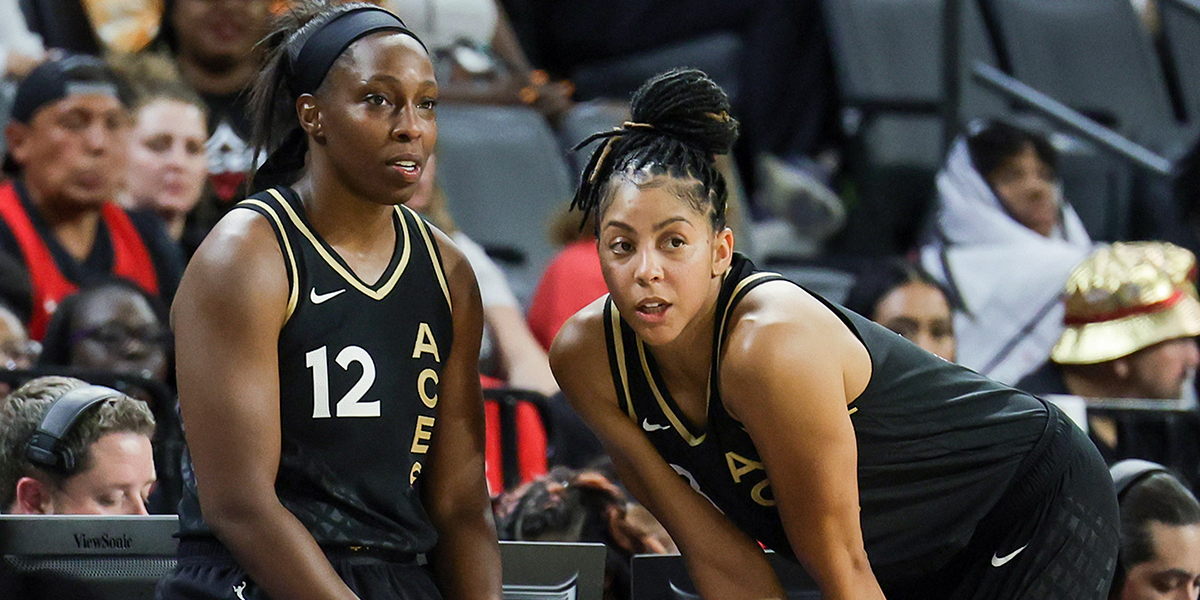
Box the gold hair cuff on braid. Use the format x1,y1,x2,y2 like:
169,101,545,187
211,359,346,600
622,121,655,131
588,137,618,184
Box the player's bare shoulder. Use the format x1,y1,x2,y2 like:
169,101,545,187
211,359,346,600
720,279,870,393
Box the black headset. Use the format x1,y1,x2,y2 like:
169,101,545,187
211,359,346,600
24,384,124,475
1111,459,1171,501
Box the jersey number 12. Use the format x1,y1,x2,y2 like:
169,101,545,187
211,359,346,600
306,345,378,418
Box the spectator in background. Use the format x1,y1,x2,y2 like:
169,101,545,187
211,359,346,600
112,53,209,256
843,259,956,362
527,206,606,351
0,300,37,371
383,0,573,121
153,0,273,224
0,376,156,515
0,55,183,341
0,0,46,80
921,120,1094,385
409,154,559,395
0,299,38,396
1109,459,1200,600
38,278,171,386
1018,242,1200,483
36,278,180,514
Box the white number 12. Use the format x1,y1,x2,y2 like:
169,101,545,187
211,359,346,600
306,345,379,418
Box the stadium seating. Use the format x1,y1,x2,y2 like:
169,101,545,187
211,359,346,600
821,0,1006,255
981,0,1185,154
1161,0,1200,137
434,103,575,308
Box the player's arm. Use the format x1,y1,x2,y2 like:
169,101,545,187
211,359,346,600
171,210,358,600
550,303,786,600
421,228,502,600
720,284,886,600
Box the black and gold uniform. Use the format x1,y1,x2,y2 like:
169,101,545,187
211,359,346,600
605,253,1119,599
166,187,452,599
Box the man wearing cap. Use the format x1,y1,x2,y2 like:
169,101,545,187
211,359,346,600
1018,241,1200,481
0,54,182,340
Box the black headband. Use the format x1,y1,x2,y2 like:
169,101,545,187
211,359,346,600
291,6,425,96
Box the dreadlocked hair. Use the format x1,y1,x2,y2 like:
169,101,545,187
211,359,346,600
247,0,378,183
571,68,739,233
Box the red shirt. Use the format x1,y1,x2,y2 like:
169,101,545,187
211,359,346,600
0,181,159,339
527,240,607,351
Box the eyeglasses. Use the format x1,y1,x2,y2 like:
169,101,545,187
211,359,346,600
69,323,172,350
0,338,40,370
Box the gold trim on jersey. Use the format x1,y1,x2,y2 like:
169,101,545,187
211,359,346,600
608,300,637,421
715,272,779,354
267,188,411,301
403,204,452,313
240,198,300,323
636,337,706,446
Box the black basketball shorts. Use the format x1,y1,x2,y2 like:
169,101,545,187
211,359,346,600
156,540,442,600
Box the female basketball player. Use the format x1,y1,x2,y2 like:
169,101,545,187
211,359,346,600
550,69,1119,600
162,3,500,599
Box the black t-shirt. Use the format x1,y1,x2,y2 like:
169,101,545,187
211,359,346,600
605,253,1050,586
178,187,454,553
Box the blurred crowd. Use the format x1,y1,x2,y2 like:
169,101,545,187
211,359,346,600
2,1,1200,599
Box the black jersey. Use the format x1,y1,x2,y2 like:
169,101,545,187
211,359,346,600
604,253,1050,585
178,187,454,554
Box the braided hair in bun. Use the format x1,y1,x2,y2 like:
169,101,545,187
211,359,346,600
571,69,740,233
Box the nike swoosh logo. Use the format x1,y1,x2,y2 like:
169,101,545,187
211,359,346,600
310,288,346,305
642,418,671,432
990,543,1028,567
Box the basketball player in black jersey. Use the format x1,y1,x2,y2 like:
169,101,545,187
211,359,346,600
550,69,1119,600
161,2,500,599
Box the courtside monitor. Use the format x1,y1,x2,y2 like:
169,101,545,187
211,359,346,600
500,540,606,600
0,514,179,600
631,551,821,599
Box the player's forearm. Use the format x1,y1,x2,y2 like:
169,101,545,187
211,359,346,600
683,544,786,600
428,507,502,600
205,498,358,600
792,543,886,600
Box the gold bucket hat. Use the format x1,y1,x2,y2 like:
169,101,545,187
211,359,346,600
1052,241,1200,365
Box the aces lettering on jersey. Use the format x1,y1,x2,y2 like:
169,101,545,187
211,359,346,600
726,451,775,507
409,322,441,484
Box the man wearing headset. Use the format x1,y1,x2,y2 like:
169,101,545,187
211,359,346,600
0,376,156,514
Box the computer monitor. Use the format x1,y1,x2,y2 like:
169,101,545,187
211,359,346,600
1,516,607,600
500,540,607,600
0,514,179,600
631,551,821,600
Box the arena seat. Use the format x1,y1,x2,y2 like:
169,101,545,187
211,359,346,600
1161,0,1200,136
820,0,1004,255
568,32,743,105
434,104,574,308
981,0,1185,154
484,388,550,494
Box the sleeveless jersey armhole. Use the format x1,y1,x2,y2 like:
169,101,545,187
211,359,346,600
403,204,452,314
235,191,300,323
603,297,637,421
